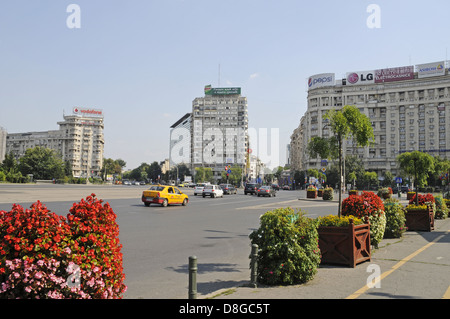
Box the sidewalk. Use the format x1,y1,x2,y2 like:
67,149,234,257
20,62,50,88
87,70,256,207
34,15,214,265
203,206,450,299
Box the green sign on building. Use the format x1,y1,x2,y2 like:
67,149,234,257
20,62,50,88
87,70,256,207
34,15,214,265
204,85,241,95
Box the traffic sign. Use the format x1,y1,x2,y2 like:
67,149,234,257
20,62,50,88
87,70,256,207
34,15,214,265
227,169,232,174
395,177,402,184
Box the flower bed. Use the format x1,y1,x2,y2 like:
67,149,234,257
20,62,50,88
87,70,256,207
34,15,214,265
341,191,386,248
407,192,416,200
317,215,371,268
0,194,126,299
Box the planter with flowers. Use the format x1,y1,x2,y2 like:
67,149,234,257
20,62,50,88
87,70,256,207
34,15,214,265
318,188,324,197
307,186,317,198
405,193,435,231
317,215,371,268
377,187,393,199
0,194,127,299
341,191,386,248
407,191,416,200
349,189,359,196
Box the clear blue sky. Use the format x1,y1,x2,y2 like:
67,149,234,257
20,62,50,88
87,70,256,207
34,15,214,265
1,0,450,170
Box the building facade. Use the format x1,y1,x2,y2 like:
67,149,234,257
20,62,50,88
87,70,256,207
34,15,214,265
169,113,192,168
5,108,104,177
0,126,7,163
190,86,249,181
292,61,450,177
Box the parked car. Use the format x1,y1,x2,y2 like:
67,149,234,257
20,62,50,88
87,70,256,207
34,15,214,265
282,185,291,190
244,183,261,195
271,184,280,190
202,184,224,198
220,184,237,194
141,185,188,207
257,185,277,197
194,186,204,196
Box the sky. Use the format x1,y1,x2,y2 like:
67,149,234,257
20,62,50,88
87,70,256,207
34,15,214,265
1,0,450,170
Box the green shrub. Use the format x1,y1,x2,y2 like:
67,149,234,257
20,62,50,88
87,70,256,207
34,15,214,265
322,187,333,200
383,198,406,238
249,208,321,286
434,196,448,219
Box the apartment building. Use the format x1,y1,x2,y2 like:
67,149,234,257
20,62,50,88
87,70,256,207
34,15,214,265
5,108,104,177
190,86,249,181
291,61,450,177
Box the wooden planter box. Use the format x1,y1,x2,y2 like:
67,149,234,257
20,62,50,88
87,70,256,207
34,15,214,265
349,190,358,196
318,219,371,268
405,206,434,232
307,190,317,198
318,190,323,197
407,193,415,200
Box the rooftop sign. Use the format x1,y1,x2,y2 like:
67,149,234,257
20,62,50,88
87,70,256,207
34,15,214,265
204,85,241,95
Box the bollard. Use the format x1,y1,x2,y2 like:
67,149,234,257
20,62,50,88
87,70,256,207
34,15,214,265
188,256,197,299
250,244,258,288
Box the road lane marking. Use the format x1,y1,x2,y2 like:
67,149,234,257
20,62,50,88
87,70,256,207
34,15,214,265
346,230,450,299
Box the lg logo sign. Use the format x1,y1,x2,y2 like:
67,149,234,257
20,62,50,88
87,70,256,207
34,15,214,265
346,71,375,85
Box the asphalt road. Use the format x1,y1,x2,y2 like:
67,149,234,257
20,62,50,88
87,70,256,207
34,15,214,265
0,184,337,299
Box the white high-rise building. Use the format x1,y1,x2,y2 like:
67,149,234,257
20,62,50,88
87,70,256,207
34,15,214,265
190,86,249,181
5,108,104,177
291,61,450,177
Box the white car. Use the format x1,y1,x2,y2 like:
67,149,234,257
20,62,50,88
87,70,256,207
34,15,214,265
202,185,224,198
194,186,204,196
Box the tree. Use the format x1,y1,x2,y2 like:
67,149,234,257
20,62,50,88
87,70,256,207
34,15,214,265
307,105,374,216
18,146,64,180
397,151,435,205
221,165,242,185
147,161,162,182
364,171,378,189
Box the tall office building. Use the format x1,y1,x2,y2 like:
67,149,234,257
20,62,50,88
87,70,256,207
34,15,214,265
5,107,104,177
169,113,192,168
0,126,7,163
190,86,249,181
291,61,450,177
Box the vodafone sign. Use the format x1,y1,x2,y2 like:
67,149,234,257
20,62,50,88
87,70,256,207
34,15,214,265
73,107,103,117
346,70,374,85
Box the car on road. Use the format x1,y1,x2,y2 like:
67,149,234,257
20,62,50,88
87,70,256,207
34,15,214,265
194,185,204,196
220,184,237,194
271,184,280,190
202,184,224,198
244,183,260,195
257,185,277,197
141,185,188,207
282,185,291,190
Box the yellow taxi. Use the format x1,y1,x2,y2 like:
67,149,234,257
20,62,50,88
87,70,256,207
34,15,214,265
141,185,189,207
